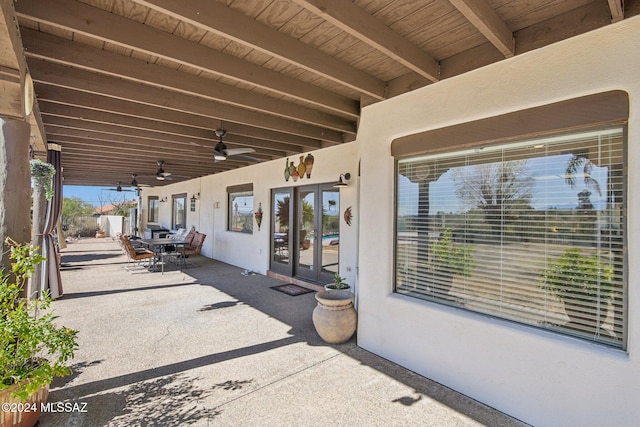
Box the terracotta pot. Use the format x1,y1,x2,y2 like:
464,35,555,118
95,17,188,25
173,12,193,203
95,231,106,238
312,290,357,344
0,383,49,427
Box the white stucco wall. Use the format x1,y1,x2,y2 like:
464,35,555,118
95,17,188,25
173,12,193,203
357,16,640,427
141,143,359,284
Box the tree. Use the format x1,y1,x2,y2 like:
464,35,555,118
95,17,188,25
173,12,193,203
107,194,136,216
565,153,601,196
453,160,534,235
61,197,94,229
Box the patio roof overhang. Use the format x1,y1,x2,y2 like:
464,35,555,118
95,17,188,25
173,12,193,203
2,0,638,188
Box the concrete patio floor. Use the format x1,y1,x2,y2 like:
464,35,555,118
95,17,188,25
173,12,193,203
41,237,530,426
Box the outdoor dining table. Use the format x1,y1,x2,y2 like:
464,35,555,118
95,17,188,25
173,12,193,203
137,238,188,273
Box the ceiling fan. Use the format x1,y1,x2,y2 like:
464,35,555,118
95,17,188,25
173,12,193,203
130,174,150,188
105,182,135,192
156,160,173,180
213,129,258,162
155,160,191,181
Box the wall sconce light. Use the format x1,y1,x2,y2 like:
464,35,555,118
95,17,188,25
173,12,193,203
190,193,199,212
333,172,351,188
160,196,167,203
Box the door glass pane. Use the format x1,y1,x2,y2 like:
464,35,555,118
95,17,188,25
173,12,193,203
321,189,340,275
298,189,315,274
272,191,291,266
172,195,186,229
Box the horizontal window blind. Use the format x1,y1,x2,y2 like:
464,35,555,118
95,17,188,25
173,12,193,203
395,128,626,348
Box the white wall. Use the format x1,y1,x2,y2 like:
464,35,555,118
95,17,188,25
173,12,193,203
357,16,640,427
141,143,359,283
99,215,123,237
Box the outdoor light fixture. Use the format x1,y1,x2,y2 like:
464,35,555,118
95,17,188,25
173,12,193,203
190,194,199,211
160,196,167,203
333,172,351,188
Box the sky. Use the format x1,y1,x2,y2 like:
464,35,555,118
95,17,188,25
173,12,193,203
399,153,610,216
63,185,138,207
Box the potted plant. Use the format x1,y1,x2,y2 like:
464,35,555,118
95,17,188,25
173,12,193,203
428,228,475,297
313,272,356,344
324,272,351,292
539,248,615,332
1,238,78,427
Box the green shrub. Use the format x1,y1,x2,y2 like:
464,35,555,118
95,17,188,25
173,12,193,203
429,228,476,277
0,238,78,401
539,248,615,303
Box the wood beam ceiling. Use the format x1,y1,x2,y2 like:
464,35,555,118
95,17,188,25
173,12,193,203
448,0,514,57
7,0,638,187
292,0,440,82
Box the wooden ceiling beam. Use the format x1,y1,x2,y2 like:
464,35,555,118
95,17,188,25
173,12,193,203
132,0,385,100
58,152,236,176
15,0,356,115
60,157,230,174
292,0,440,82
47,131,281,161
21,28,359,124
448,0,514,58
44,115,305,155
608,0,624,22
45,118,211,149
28,60,352,141
38,101,321,150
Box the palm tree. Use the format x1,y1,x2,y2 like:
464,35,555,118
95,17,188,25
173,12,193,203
565,153,601,196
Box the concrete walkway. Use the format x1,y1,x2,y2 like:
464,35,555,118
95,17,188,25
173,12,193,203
41,238,529,426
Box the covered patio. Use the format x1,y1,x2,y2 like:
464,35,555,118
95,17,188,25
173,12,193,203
2,1,640,425
46,237,525,426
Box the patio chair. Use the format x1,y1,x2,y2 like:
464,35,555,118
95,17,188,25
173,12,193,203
177,232,206,268
182,229,196,247
122,235,155,270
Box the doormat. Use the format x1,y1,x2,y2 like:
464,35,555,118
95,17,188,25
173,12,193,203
270,284,315,296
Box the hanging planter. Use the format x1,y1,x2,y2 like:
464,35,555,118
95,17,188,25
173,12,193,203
29,159,56,200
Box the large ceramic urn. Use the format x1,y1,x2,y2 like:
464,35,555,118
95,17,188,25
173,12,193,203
312,290,357,344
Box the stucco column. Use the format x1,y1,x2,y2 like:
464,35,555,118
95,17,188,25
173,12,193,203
0,117,31,273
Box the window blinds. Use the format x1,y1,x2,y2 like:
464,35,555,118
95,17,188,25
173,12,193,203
395,128,625,348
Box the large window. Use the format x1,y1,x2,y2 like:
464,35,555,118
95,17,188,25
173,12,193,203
395,128,626,348
148,196,159,223
172,193,187,230
228,184,253,233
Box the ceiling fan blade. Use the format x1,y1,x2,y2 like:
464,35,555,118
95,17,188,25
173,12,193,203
225,148,255,156
229,154,260,162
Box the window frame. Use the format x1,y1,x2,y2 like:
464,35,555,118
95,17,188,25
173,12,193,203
147,196,159,223
228,183,254,234
393,126,627,349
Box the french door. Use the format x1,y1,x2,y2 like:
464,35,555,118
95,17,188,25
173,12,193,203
270,184,340,283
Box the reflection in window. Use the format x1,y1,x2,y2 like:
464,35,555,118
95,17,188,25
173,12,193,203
273,193,290,263
395,128,626,348
229,189,253,233
172,194,186,229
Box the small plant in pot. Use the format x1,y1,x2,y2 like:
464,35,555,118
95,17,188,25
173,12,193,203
539,248,615,332
428,228,475,298
315,273,356,344
1,238,78,426
325,272,351,292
